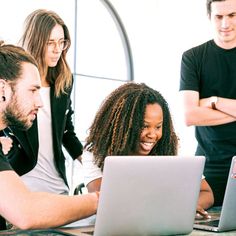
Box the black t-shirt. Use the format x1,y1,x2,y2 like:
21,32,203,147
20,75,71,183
180,40,236,162
180,40,236,205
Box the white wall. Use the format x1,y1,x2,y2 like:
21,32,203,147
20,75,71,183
1,0,212,190
74,0,212,155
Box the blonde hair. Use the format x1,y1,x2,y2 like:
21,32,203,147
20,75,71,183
20,9,72,96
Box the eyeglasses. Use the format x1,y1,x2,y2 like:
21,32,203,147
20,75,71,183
47,39,70,51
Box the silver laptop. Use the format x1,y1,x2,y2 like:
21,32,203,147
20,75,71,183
194,156,236,232
93,155,205,236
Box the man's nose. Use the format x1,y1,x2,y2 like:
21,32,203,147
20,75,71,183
36,93,43,108
221,16,230,28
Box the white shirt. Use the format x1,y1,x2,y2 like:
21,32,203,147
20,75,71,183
82,150,102,186
21,87,69,194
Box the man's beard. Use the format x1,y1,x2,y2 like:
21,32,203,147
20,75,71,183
3,99,32,131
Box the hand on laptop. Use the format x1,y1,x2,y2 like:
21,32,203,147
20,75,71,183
196,205,211,219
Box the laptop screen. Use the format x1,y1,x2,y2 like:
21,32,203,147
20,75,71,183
94,155,205,236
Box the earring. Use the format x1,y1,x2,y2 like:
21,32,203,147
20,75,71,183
0,80,6,102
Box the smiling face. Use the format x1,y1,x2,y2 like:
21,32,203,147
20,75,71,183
210,0,236,48
138,103,163,155
45,24,65,68
3,62,43,130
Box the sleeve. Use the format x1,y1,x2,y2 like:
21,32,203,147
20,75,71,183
179,48,201,92
2,127,34,176
0,152,12,172
62,81,83,159
82,151,102,186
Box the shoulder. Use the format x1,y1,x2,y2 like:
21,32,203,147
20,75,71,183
183,40,213,58
82,150,95,163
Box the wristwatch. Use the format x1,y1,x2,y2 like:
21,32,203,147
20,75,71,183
210,96,218,110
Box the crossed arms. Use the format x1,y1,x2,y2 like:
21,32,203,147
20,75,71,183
180,91,236,126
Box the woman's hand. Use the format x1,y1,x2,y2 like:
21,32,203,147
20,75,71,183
195,205,211,219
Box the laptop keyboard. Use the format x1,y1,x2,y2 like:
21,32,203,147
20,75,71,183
197,219,219,227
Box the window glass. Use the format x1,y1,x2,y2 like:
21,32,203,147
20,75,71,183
75,0,128,80
72,75,125,141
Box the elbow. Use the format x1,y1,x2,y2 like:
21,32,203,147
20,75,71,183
11,215,38,230
13,221,32,230
209,190,215,208
16,223,34,231
205,193,214,210
183,110,197,126
185,119,193,127
87,178,102,193
183,115,195,127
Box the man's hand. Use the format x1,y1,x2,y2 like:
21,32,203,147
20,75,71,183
0,136,13,155
199,97,212,109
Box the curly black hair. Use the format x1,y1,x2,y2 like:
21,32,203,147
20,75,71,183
84,82,179,171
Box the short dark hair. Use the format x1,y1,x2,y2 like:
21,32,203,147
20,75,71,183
0,41,38,83
206,0,225,16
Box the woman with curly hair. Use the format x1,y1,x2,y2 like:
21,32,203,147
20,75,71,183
82,82,214,218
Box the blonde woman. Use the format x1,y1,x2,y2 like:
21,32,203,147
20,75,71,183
5,9,82,194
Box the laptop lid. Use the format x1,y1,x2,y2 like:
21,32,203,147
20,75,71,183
94,156,205,236
194,156,236,232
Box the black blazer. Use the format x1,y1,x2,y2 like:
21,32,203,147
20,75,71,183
6,83,83,186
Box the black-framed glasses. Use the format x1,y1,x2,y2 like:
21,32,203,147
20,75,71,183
47,39,70,51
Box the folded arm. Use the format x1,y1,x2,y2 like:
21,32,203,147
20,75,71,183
200,96,236,118
180,91,236,126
